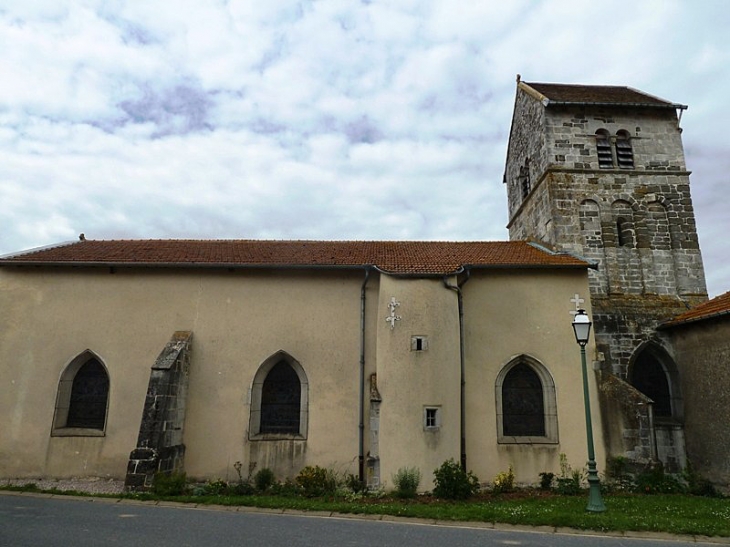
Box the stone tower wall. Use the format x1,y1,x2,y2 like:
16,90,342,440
505,85,708,468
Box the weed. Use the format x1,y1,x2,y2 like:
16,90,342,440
152,472,187,496
493,466,515,493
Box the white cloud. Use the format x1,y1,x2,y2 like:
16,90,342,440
0,0,728,296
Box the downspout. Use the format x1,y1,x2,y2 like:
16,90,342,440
443,268,471,470
359,268,371,483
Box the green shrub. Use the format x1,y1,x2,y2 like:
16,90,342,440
295,465,338,497
683,461,721,498
556,454,582,495
432,459,480,500
254,468,276,492
392,467,421,498
538,472,554,491
492,466,515,493
203,478,229,496
605,456,634,492
152,472,187,496
634,462,685,494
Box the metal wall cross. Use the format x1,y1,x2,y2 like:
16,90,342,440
385,297,401,330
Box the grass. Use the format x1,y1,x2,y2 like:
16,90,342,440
2,483,729,538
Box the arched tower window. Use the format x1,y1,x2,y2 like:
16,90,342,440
496,356,558,443
616,217,635,247
52,351,109,435
615,130,634,169
249,351,309,439
595,129,613,169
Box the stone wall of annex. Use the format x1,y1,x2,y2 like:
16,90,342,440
666,318,730,491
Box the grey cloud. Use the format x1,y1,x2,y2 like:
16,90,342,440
119,83,213,137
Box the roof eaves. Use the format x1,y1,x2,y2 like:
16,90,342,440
659,308,730,330
0,260,375,271
0,240,78,260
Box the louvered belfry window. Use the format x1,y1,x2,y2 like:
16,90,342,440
595,129,613,169
615,130,634,169
67,358,109,429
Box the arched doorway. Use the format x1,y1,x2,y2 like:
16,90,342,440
629,344,685,471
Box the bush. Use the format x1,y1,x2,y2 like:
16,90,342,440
492,466,515,493
152,472,187,496
432,459,480,500
538,472,554,491
295,465,338,497
556,454,582,495
254,468,276,492
605,456,634,492
392,467,421,498
634,462,685,494
683,461,721,498
203,478,229,496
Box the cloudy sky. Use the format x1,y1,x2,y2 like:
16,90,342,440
1,1,728,296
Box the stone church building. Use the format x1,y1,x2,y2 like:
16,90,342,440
1,79,727,491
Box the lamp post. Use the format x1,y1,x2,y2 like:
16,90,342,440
571,309,606,513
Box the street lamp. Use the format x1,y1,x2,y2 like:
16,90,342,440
571,309,606,513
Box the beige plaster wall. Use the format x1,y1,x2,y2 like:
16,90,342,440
0,267,368,481
375,275,462,490
0,264,602,491
463,269,605,486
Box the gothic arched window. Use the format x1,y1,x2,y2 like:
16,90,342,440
249,351,309,439
52,352,109,435
502,363,544,436
496,356,558,443
260,361,301,434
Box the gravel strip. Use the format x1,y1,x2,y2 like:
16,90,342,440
2,478,125,495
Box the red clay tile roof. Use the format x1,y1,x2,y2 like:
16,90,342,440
661,291,730,328
524,82,682,108
0,239,589,275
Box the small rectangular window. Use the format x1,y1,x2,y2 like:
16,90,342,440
411,336,428,351
424,406,440,430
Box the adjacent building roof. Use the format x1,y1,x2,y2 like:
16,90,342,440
521,81,685,109
0,239,590,276
660,291,730,329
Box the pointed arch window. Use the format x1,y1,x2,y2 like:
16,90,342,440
595,129,613,169
250,352,308,439
496,356,558,444
52,352,109,436
261,361,301,434
615,130,634,169
630,348,682,420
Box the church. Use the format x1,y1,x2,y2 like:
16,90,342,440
1,79,727,492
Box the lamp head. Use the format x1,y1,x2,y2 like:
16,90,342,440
572,309,592,347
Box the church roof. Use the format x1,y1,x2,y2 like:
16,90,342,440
660,291,730,329
522,81,685,109
0,239,589,276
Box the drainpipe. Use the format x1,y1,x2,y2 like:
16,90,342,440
359,268,371,483
443,268,471,470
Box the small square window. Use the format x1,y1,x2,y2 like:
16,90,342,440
424,406,440,430
411,336,428,351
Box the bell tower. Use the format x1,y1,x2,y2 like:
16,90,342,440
503,77,708,469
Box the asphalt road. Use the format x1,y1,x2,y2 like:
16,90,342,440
0,493,724,547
